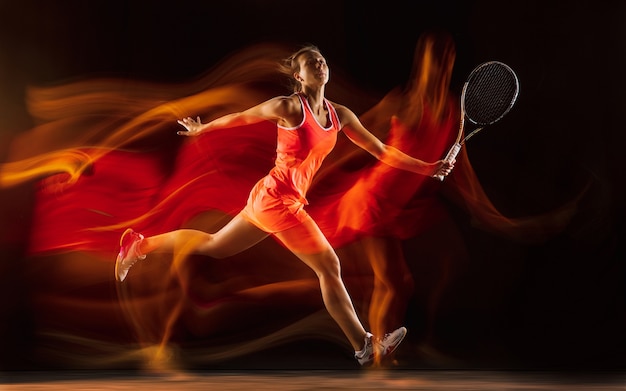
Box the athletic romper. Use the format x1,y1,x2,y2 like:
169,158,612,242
241,92,341,237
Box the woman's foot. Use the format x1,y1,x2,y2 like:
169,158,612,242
114,228,146,282
355,326,407,366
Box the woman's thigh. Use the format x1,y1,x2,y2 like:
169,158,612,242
205,213,270,258
273,216,334,256
272,216,345,280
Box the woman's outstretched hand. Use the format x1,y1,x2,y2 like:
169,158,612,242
177,116,205,136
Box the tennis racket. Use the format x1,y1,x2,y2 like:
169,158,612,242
435,61,519,181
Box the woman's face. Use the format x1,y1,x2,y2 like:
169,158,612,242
295,51,329,86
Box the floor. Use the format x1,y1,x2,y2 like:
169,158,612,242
1,369,623,391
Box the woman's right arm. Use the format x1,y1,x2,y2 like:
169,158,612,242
177,96,293,136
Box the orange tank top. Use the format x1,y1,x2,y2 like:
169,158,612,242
263,93,341,203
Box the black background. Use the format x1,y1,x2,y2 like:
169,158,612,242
0,0,623,371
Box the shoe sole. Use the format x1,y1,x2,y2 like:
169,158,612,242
384,327,407,357
114,228,134,282
119,228,133,247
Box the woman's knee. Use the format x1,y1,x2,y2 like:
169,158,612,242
197,231,260,259
174,231,221,258
310,253,342,280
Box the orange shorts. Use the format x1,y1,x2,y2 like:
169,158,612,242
240,178,309,234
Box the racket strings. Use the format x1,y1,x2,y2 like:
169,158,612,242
464,63,518,125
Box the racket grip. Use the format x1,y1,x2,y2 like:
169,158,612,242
435,143,461,181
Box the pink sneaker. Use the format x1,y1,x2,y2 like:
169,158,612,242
114,228,146,282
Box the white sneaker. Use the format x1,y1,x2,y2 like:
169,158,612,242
355,327,407,366
114,228,146,282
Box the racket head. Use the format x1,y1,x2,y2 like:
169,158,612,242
461,61,519,126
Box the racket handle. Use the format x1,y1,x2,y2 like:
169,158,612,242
435,143,461,181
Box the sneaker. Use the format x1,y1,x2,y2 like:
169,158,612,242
114,228,146,282
355,332,375,365
355,327,407,366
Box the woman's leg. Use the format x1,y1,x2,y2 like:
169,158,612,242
273,217,367,351
116,213,270,281
139,213,270,259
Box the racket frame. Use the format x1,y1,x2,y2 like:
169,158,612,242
435,61,519,181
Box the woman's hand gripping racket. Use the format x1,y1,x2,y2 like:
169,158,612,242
435,61,520,181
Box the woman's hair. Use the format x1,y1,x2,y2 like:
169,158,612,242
280,45,322,93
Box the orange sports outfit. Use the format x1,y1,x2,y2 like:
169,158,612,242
241,92,341,234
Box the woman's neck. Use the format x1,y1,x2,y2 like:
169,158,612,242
300,87,325,114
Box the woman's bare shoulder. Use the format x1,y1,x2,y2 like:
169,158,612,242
266,94,300,112
262,94,302,126
326,100,356,122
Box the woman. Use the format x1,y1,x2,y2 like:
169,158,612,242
114,45,454,366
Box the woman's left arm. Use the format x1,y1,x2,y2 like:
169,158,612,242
335,104,454,177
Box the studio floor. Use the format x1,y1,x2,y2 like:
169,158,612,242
1,369,624,391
